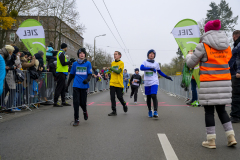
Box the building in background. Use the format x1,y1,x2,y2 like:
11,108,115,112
2,16,83,59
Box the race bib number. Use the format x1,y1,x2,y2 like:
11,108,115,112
145,72,153,77
76,67,87,75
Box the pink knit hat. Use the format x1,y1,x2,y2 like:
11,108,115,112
204,19,221,33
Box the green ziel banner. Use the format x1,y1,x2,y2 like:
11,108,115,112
171,19,200,88
16,19,46,65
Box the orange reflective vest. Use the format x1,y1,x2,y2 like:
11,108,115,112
199,43,232,82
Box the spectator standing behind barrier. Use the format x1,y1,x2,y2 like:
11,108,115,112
46,42,56,61
186,20,237,149
228,30,240,123
53,43,72,107
4,45,19,110
0,45,14,63
186,50,198,106
123,69,130,94
20,52,36,105
66,48,92,126
130,68,142,104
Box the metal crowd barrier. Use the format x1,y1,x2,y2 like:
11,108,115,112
159,75,191,100
0,72,110,113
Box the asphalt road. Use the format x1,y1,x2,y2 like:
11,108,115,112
1,86,240,160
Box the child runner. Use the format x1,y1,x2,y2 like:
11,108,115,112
130,68,142,104
66,48,92,126
123,69,130,94
140,49,173,118
108,51,128,116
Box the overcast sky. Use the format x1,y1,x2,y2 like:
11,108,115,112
77,0,240,74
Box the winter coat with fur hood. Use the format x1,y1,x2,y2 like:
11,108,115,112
186,30,232,106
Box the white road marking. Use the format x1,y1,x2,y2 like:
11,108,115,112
157,134,179,160
144,97,147,101
143,93,145,95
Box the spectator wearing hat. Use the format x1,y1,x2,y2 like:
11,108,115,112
46,42,56,61
130,68,142,104
53,43,72,107
186,19,237,148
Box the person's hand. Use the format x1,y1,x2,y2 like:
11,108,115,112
166,76,173,81
5,66,10,70
236,73,240,78
132,81,134,84
134,80,138,83
125,78,127,80
188,51,193,54
47,69,49,72
32,56,35,59
83,79,88,84
150,68,156,73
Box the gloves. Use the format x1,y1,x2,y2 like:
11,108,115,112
166,76,173,81
83,79,88,84
150,68,156,73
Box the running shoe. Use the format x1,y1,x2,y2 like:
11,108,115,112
108,111,117,116
83,111,88,120
53,103,63,107
148,110,153,118
12,108,21,112
123,105,128,113
62,102,71,106
134,102,137,104
73,119,79,126
153,111,158,118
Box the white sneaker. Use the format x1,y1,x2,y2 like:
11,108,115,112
134,102,137,104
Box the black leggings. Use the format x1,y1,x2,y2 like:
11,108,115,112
73,88,87,120
204,105,230,127
147,94,158,111
110,86,126,111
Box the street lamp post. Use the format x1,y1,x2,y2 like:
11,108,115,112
94,34,106,66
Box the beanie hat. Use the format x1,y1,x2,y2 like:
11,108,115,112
77,48,87,57
61,43,68,49
38,50,44,57
135,68,139,72
147,49,156,58
13,46,19,54
204,19,221,33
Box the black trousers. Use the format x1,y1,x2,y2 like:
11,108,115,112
130,86,139,102
110,86,126,111
204,105,230,127
231,76,240,118
147,94,158,111
73,88,87,120
54,73,66,103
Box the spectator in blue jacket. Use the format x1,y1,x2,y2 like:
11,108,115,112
46,42,56,61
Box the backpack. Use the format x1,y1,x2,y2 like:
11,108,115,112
15,69,25,83
28,66,41,80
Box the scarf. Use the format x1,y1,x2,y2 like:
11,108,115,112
147,59,155,63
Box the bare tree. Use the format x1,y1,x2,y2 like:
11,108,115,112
0,0,38,48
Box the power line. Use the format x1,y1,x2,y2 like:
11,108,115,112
91,0,132,64
102,0,134,65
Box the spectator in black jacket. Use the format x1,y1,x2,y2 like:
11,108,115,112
130,68,142,104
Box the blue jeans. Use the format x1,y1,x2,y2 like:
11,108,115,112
191,79,198,102
123,81,128,92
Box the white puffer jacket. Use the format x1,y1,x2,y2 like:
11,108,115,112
186,30,232,106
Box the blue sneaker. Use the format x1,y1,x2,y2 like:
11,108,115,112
153,111,158,118
148,110,153,118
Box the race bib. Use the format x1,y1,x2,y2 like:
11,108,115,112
145,72,153,77
76,67,87,75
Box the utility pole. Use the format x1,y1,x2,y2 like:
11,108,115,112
94,34,106,66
